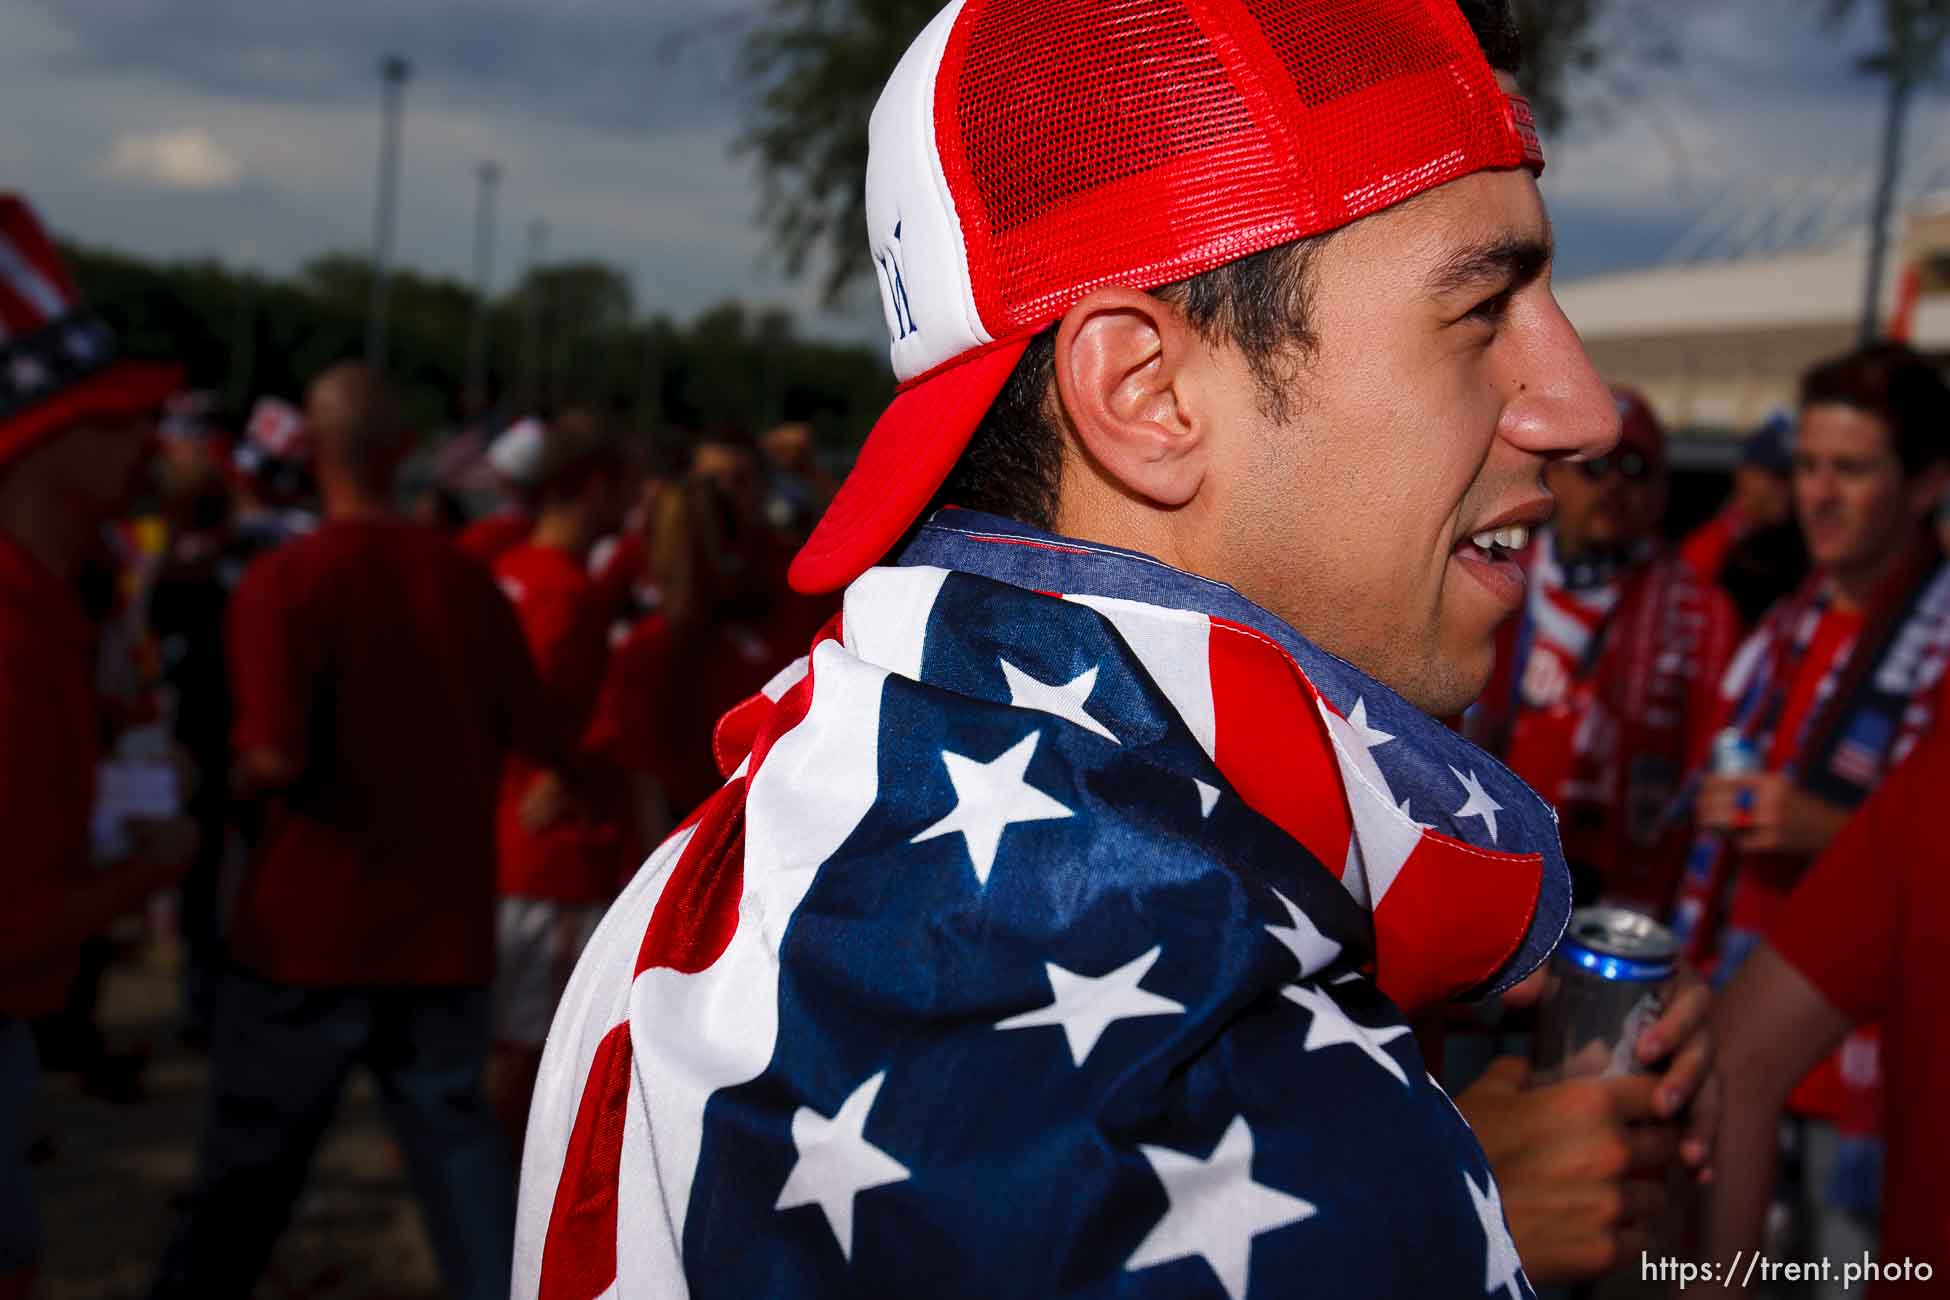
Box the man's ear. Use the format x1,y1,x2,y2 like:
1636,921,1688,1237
1051,287,1207,509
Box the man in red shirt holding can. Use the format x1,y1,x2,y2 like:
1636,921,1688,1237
1681,341,1950,1278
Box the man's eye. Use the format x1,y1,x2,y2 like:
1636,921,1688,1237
1466,290,1512,325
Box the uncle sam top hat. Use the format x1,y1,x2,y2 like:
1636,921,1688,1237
0,196,184,471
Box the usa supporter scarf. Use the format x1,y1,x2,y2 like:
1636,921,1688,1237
1511,531,1633,715
1480,532,1734,914
514,509,1567,1300
1670,542,1950,966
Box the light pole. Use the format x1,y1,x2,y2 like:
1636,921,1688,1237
464,160,501,413
517,218,548,413
1852,2,1950,344
366,54,411,373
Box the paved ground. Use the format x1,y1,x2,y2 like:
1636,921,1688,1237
33,952,446,1300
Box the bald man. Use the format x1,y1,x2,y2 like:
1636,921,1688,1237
152,363,558,1300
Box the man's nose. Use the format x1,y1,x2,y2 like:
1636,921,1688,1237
1497,296,1618,463
1800,465,1837,501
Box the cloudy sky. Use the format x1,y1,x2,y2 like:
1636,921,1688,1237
2,0,1947,349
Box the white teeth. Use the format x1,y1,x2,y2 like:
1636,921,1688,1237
1467,525,1531,555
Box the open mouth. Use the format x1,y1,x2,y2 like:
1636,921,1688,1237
1450,524,1531,609
1460,524,1531,564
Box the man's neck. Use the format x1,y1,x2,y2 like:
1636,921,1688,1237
1052,474,1199,577
530,509,593,558
317,467,393,523
1830,535,1920,613
322,494,391,523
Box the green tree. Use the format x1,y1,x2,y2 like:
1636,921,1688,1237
519,261,636,408
741,0,937,305
741,0,1640,308
61,240,891,452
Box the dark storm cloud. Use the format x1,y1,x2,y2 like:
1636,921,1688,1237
3,0,1942,337
17,0,755,134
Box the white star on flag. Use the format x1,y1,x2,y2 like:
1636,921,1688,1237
913,731,1074,884
1320,696,1397,802
1398,797,1433,830
1194,778,1220,818
1449,766,1504,843
1465,1169,1525,1300
1280,982,1412,1086
9,355,48,393
1343,697,1394,752
1319,694,1422,910
1264,888,1341,978
996,945,1184,1066
1126,1115,1316,1300
775,1071,911,1261
999,659,1119,743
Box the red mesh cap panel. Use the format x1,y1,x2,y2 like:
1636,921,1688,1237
935,0,1524,341
1240,0,1521,213
1242,0,1457,107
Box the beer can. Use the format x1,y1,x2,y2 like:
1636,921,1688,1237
1530,905,1678,1083
1711,727,1760,776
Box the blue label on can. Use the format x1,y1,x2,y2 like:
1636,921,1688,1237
1559,939,1675,983
1712,728,1760,776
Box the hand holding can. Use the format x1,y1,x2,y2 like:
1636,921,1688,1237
1530,906,1679,1086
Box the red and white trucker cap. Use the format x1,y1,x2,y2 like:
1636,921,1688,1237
789,0,1546,594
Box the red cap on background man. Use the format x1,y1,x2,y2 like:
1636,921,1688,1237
1610,385,1666,469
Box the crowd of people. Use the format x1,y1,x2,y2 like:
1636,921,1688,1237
7,0,1950,1297
1460,348,1950,1294
0,194,838,1299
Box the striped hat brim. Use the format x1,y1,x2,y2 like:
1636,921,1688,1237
0,358,184,472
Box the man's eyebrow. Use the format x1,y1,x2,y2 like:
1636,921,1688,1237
1424,235,1552,298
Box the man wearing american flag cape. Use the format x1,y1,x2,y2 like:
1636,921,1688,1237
514,1,1721,1296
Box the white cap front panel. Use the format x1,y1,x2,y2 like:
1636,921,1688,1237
864,0,992,383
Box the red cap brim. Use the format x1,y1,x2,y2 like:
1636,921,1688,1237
0,360,185,472
790,336,1032,594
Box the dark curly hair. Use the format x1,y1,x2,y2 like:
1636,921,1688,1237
1800,342,1950,477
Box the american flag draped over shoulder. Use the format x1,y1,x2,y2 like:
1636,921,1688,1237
515,510,1569,1300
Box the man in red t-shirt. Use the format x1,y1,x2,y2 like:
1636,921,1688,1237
0,195,196,1300
1706,727,1950,1292
151,362,555,1300
592,430,821,822
487,411,631,1148
455,415,545,565
1684,342,1950,1275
